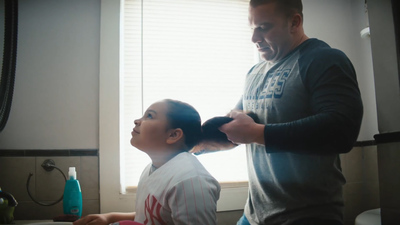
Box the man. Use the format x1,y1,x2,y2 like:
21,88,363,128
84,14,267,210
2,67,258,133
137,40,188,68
219,0,364,224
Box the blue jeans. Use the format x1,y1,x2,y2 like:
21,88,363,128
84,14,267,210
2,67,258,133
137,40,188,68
236,214,343,225
236,213,251,225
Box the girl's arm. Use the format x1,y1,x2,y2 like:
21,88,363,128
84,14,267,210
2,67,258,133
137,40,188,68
73,212,136,225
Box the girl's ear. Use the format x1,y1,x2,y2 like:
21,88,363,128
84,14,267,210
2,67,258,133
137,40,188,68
166,128,184,145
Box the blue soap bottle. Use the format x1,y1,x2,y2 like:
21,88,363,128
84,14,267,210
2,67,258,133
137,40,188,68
63,167,82,218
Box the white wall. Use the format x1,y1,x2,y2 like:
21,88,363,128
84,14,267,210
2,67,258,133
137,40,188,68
0,0,379,148
0,0,100,149
368,0,400,133
0,0,4,64
302,0,378,141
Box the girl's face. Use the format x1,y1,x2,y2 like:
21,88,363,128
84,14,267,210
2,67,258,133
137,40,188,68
130,101,172,152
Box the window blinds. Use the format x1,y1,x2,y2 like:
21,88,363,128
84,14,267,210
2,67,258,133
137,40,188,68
122,0,257,191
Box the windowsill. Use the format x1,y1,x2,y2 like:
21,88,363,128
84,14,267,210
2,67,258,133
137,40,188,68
125,181,248,194
219,181,248,189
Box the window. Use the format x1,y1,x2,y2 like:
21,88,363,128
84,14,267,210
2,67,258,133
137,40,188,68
99,0,257,212
121,0,258,191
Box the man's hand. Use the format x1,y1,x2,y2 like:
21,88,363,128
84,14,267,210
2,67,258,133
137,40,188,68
219,110,265,145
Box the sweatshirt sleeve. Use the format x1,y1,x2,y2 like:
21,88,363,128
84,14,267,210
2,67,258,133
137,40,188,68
264,49,363,154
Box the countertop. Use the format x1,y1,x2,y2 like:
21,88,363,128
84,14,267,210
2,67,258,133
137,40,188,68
6,221,72,225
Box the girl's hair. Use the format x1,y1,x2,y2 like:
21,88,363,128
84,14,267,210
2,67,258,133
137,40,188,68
163,99,202,151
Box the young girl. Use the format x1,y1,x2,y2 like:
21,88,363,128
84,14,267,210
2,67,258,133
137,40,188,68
74,99,220,225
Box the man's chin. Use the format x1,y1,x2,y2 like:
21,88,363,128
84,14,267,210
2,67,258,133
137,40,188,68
260,52,273,61
261,54,280,62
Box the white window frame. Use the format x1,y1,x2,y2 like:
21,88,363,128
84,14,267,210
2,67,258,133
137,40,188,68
99,0,248,213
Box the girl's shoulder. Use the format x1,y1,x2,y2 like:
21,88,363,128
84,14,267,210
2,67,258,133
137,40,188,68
164,152,218,183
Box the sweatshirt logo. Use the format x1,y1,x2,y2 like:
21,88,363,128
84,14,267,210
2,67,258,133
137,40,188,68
263,69,291,99
144,195,167,225
244,68,292,111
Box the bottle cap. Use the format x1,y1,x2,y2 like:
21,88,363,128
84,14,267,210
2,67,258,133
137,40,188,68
68,167,77,180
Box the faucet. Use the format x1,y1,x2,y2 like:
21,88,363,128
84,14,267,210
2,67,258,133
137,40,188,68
0,188,18,224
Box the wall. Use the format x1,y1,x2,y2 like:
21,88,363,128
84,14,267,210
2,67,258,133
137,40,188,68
0,0,384,224
0,1,4,64
0,0,101,221
368,0,400,133
302,0,378,141
0,146,380,225
342,145,380,225
0,0,100,149
0,152,99,220
368,0,400,223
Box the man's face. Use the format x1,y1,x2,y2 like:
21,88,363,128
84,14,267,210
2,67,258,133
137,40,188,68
249,3,295,62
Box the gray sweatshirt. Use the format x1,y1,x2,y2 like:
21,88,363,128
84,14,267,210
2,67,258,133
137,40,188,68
239,38,363,225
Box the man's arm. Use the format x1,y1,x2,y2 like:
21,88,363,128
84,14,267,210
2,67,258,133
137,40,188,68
220,53,363,155
263,64,363,154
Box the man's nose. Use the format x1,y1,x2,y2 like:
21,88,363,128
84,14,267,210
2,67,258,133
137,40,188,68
251,29,262,44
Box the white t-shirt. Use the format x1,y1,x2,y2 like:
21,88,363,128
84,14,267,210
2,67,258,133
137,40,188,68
134,152,220,225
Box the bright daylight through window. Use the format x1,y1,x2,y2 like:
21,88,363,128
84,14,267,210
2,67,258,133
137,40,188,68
121,0,258,192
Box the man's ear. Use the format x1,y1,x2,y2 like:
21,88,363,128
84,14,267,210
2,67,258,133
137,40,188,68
290,13,302,31
166,128,184,145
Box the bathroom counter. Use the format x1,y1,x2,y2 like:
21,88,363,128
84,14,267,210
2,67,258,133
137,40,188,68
8,221,72,225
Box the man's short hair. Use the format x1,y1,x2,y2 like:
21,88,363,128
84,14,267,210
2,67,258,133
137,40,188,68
250,0,303,19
